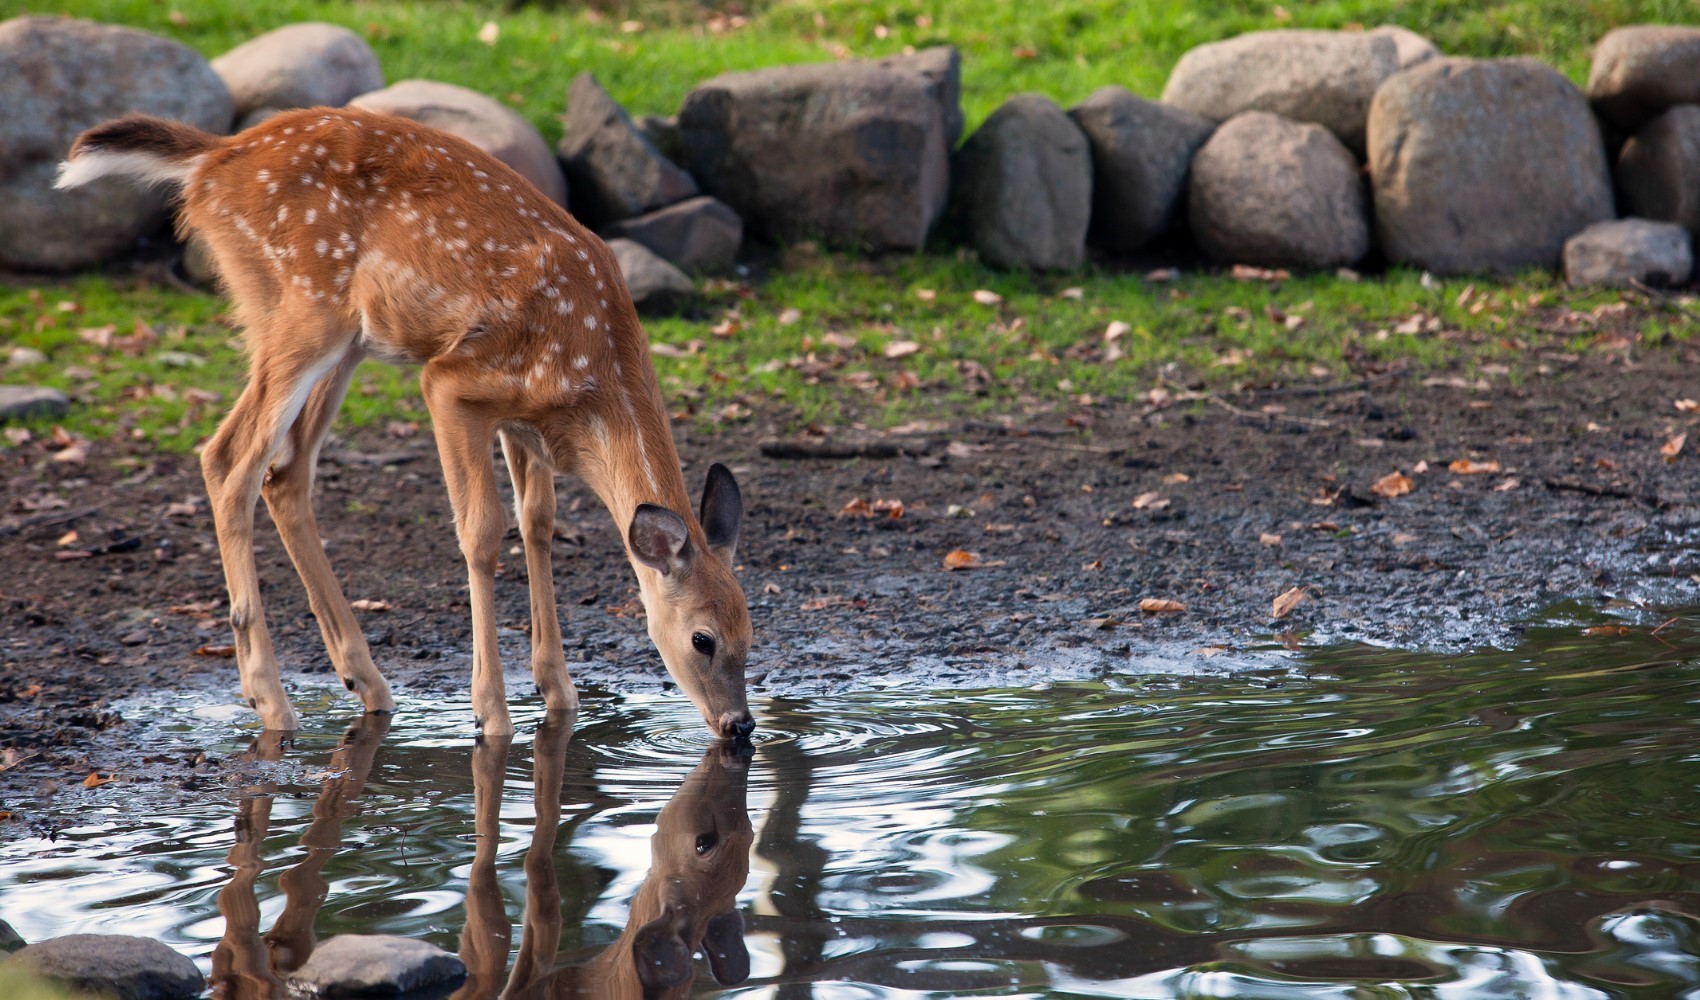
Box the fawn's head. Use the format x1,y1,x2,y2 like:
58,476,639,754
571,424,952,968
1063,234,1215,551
627,464,753,740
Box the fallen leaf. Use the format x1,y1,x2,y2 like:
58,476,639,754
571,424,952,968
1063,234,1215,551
1448,459,1501,475
1139,598,1184,613
83,771,114,788
942,549,980,570
1058,287,1085,299
1259,533,1282,546
1193,645,1227,657
1162,472,1191,484
1662,432,1686,461
1085,617,1121,630
1131,491,1170,510
1494,477,1520,492
477,19,499,44
195,644,236,658
777,307,803,325
1081,559,1103,571
914,288,937,302
1582,625,1630,637
1272,586,1306,619
350,599,392,612
56,529,78,547
1675,399,1699,413
972,289,1003,306
1230,264,1291,283
1392,532,1418,546
884,340,920,359
1412,460,1430,475
762,582,781,595
1370,471,1413,498
51,440,89,465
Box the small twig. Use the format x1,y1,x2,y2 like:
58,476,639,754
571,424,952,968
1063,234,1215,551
1243,369,1405,399
758,436,933,460
1651,617,1678,637
0,505,100,537
1207,395,1332,428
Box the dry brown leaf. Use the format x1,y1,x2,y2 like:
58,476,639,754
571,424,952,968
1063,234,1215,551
1272,586,1306,619
1139,598,1185,613
351,599,392,612
913,288,937,302
942,549,980,571
1081,559,1103,571
1448,459,1501,475
1193,645,1227,658
1662,432,1686,461
195,644,236,658
1392,532,1418,546
1493,477,1520,492
884,340,921,359
1370,471,1413,498
971,289,1003,306
83,771,114,788
1131,491,1169,510
1259,533,1282,546
56,529,78,547
777,307,803,326
1162,473,1191,484
1675,398,1699,413
1582,625,1630,637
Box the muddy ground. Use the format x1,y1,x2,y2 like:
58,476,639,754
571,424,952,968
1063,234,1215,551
2,346,1697,830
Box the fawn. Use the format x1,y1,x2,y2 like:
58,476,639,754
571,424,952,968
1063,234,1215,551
57,108,754,739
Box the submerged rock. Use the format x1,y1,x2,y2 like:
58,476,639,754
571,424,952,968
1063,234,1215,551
289,934,465,997
9,934,203,1000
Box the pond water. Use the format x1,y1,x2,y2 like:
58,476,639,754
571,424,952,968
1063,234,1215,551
4,607,1700,998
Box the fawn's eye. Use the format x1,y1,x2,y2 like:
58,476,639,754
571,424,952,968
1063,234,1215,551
692,632,716,656
695,831,718,855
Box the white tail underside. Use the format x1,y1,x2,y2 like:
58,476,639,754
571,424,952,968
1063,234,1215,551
54,150,203,191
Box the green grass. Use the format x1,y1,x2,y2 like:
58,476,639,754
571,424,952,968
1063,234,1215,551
4,0,1699,449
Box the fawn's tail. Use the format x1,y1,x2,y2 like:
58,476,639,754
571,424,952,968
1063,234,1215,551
54,114,223,191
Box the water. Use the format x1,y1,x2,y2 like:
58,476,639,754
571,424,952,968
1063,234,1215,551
4,608,1700,997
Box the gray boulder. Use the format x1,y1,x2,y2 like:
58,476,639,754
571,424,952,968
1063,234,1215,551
10,934,203,1000
350,79,567,206
608,237,694,313
1588,25,1700,133
0,16,233,272
1159,29,1401,154
290,935,464,997
1188,111,1367,270
1371,25,1440,70
1367,58,1614,275
635,114,687,166
211,22,383,123
1069,86,1214,253
678,60,950,251
1563,219,1693,287
1618,104,1700,237
953,94,1091,270
0,386,70,422
606,196,742,275
875,46,965,148
560,73,697,228
0,917,23,952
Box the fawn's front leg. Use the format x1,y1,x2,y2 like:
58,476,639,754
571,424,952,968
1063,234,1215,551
423,371,513,736
499,428,577,714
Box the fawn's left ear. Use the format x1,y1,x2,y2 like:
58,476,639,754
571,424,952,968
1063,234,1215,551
703,908,751,985
629,503,691,575
699,464,742,565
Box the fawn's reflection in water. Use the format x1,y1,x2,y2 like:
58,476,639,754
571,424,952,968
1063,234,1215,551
209,712,753,1000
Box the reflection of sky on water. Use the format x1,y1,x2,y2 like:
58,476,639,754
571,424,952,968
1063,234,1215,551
1,611,1699,996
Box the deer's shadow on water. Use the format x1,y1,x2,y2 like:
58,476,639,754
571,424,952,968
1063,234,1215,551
210,711,753,1000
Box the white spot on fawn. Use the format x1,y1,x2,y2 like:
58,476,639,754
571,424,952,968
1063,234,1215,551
305,208,317,224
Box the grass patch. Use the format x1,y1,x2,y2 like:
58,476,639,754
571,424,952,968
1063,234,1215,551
4,1,1698,450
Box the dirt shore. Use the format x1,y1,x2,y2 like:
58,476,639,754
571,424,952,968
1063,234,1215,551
2,347,1697,829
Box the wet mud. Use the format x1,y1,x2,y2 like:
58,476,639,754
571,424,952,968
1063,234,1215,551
1,351,1697,822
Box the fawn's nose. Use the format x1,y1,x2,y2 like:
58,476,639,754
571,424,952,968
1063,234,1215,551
719,712,755,741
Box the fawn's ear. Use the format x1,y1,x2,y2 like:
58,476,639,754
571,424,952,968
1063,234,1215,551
629,504,691,575
703,909,751,985
631,913,693,990
698,464,743,565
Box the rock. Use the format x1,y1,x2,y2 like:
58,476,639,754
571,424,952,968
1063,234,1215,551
1563,218,1693,287
635,114,686,166
559,73,697,228
1187,111,1368,270
678,60,950,251
1587,25,1700,133
0,16,234,272
607,237,694,313
211,22,383,121
953,93,1091,270
874,46,965,148
1068,86,1214,253
350,79,567,206
1371,25,1440,70
0,386,71,422
1367,58,1614,275
605,196,742,275
10,934,202,1000
180,234,220,288
1617,104,1700,237
7,347,47,369
290,935,464,998
0,918,23,952
1159,29,1400,154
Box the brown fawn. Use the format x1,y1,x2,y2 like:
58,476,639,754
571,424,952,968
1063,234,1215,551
56,108,755,739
